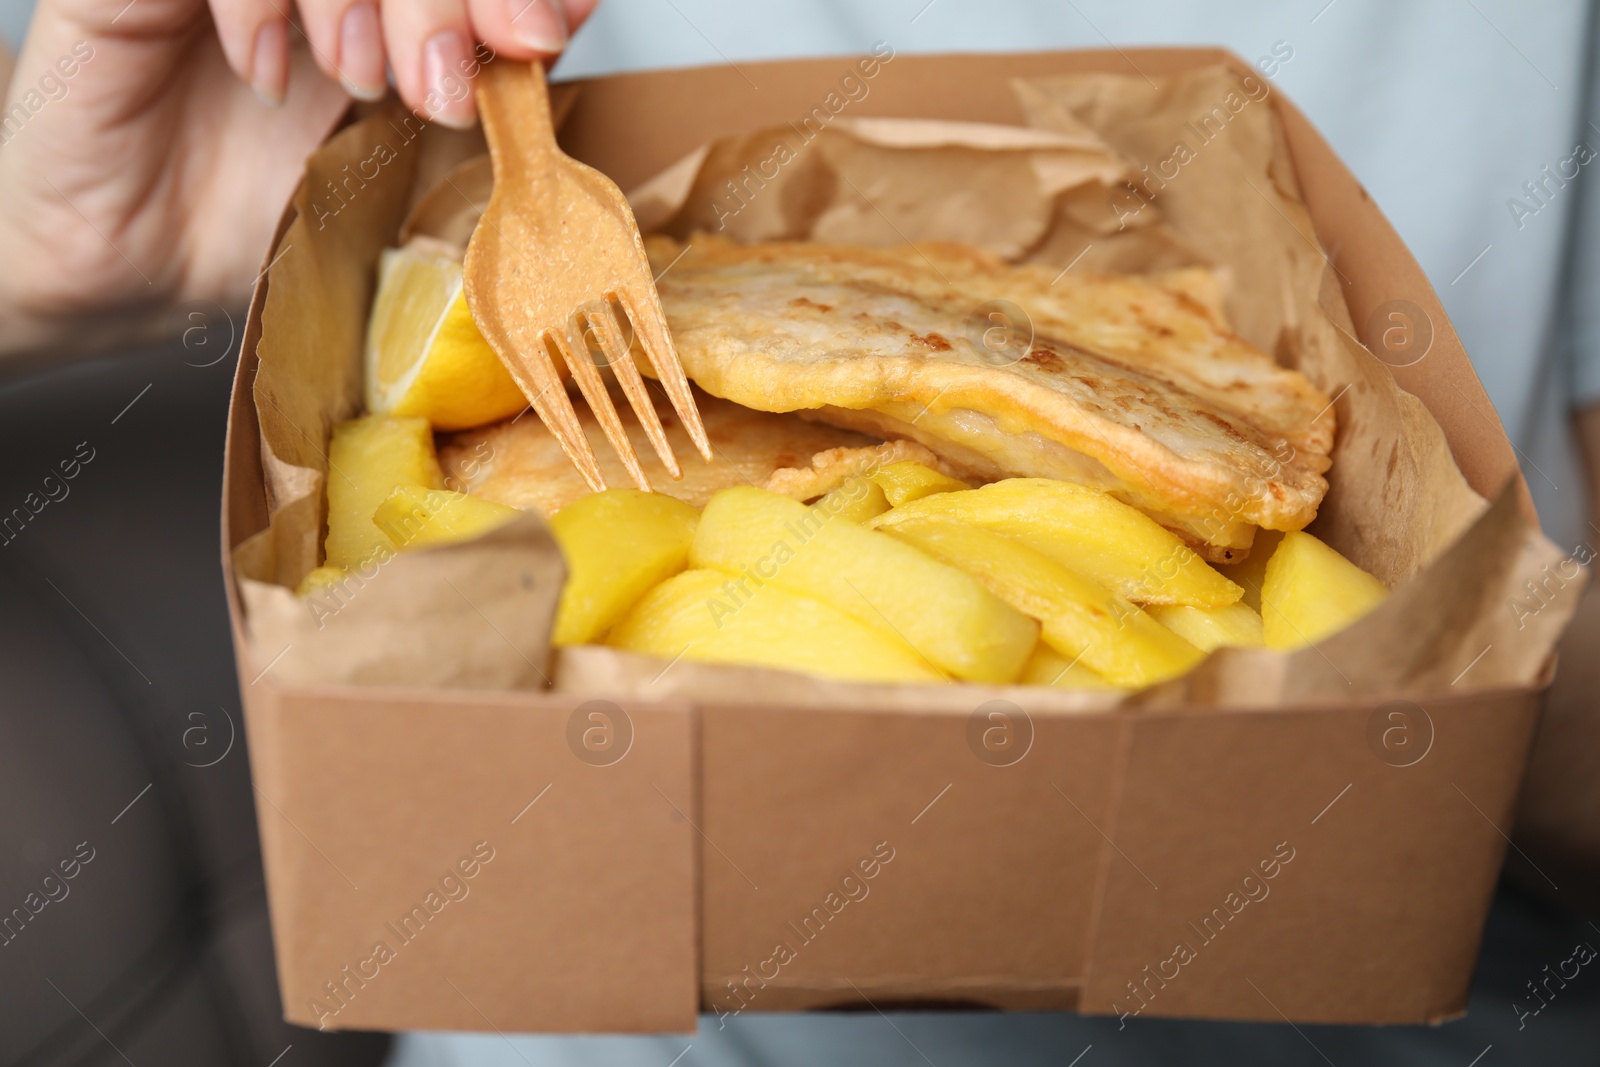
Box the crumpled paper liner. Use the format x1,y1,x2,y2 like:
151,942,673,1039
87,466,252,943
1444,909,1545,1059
240,514,564,689
554,644,1125,714
629,114,1205,272
235,69,1579,703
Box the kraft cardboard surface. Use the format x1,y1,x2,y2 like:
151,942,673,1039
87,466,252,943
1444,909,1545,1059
220,47,1584,1031
697,705,1121,1015
243,685,698,1032
1085,687,1541,1024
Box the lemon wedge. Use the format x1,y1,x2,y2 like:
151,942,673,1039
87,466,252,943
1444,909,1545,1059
364,246,529,431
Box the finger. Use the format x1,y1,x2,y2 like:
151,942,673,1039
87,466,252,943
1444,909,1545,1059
382,0,480,128
292,0,388,100
467,0,567,60
210,0,292,103
560,0,601,35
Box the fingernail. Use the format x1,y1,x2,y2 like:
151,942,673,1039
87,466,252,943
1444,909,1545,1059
250,20,289,105
506,0,568,53
338,2,387,101
422,30,477,128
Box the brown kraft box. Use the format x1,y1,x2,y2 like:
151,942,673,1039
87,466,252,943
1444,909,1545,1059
222,47,1584,1033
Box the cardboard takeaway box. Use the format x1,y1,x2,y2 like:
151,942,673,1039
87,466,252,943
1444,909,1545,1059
223,47,1580,1033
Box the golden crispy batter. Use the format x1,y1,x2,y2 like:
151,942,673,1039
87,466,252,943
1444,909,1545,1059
866,241,1333,454
647,234,1332,556
439,388,875,515
762,439,952,500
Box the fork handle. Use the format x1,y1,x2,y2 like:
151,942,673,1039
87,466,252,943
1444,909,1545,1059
477,60,557,172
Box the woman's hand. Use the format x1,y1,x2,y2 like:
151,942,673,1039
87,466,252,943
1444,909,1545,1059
206,0,588,124
0,0,595,359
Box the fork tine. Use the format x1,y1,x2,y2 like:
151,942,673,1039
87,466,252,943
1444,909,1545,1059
618,292,713,462
553,323,652,491
590,297,682,480
504,332,607,492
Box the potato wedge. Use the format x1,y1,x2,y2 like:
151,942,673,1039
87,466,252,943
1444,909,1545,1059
1217,529,1284,613
1147,602,1264,652
1261,531,1388,649
873,478,1241,608
815,477,891,524
375,486,520,550
325,416,444,569
609,569,945,684
882,517,1203,688
550,489,701,647
297,564,349,598
1019,644,1121,690
691,487,1036,683
870,461,970,506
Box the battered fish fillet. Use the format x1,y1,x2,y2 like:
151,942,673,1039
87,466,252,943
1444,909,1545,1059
648,235,1334,560
867,240,1334,456
439,387,877,515
762,439,954,500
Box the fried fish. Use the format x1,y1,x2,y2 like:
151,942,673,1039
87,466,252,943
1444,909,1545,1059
647,235,1334,560
439,387,879,515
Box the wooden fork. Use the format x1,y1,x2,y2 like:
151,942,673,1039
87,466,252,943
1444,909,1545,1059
464,60,710,491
